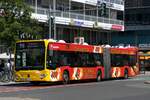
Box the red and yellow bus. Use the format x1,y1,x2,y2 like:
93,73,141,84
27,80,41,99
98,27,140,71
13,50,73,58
14,39,139,84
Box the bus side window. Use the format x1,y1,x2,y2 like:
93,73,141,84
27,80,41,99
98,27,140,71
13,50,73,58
95,60,101,66
88,53,96,66
68,52,79,67
81,53,89,66
123,60,129,66
58,53,68,66
93,53,102,66
76,53,82,67
123,55,129,66
111,54,124,66
129,55,136,66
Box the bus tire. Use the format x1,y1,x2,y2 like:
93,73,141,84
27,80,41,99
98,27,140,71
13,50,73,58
96,70,102,82
63,71,70,84
124,69,128,79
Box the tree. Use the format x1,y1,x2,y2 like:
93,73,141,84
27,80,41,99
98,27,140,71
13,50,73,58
0,0,43,49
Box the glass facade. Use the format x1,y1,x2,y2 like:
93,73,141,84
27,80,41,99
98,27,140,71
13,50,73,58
125,0,150,25
124,0,150,49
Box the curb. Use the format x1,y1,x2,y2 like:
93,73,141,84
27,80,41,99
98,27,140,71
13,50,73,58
0,81,16,86
0,81,29,86
0,97,39,100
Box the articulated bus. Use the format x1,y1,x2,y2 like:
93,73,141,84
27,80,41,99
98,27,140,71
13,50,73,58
14,39,139,84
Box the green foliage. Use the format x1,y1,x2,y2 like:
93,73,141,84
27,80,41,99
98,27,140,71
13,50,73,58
0,0,43,49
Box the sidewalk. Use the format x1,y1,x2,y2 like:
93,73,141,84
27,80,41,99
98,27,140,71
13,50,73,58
0,81,16,86
138,71,150,84
143,72,150,84
138,71,150,76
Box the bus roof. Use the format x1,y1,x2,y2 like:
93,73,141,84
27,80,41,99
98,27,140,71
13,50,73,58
16,39,138,54
48,42,102,53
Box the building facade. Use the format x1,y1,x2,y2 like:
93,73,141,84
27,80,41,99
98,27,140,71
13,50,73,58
121,0,150,50
25,0,124,45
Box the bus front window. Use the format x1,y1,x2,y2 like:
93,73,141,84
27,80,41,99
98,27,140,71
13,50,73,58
15,42,45,70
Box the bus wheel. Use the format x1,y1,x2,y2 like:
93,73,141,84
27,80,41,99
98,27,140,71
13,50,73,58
63,71,69,84
96,71,102,82
124,70,128,79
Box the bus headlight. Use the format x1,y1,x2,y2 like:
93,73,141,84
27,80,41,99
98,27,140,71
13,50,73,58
40,74,47,79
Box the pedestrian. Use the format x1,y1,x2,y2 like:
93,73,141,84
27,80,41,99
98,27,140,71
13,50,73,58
6,60,11,71
5,59,13,81
140,61,145,74
0,60,5,72
0,60,5,77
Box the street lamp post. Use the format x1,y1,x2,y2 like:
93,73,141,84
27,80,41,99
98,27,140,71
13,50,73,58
35,0,37,13
96,4,98,22
48,0,56,39
83,2,85,20
109,0,110,23
53,0,56,40
48,4,52,39
69,0,71,18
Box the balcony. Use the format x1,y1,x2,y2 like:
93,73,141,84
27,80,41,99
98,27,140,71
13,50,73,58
103,0,124,5
31,7,124,31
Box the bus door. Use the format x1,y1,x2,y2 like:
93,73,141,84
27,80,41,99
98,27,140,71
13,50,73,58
103,48,111,79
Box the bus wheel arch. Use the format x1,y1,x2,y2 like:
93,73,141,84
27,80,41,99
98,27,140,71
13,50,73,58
96,69,102,82
63,70,70,84
124,69,128,79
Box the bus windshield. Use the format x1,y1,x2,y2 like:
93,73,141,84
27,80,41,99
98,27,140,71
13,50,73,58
15,41,45,70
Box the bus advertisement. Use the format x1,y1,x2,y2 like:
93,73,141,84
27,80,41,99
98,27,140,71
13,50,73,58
14,39,139,84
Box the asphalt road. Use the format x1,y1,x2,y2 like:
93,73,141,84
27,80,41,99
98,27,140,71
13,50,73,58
0,75,150,100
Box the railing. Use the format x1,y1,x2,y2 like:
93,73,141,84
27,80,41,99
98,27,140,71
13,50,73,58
103,0,124,5
31,7,124,25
